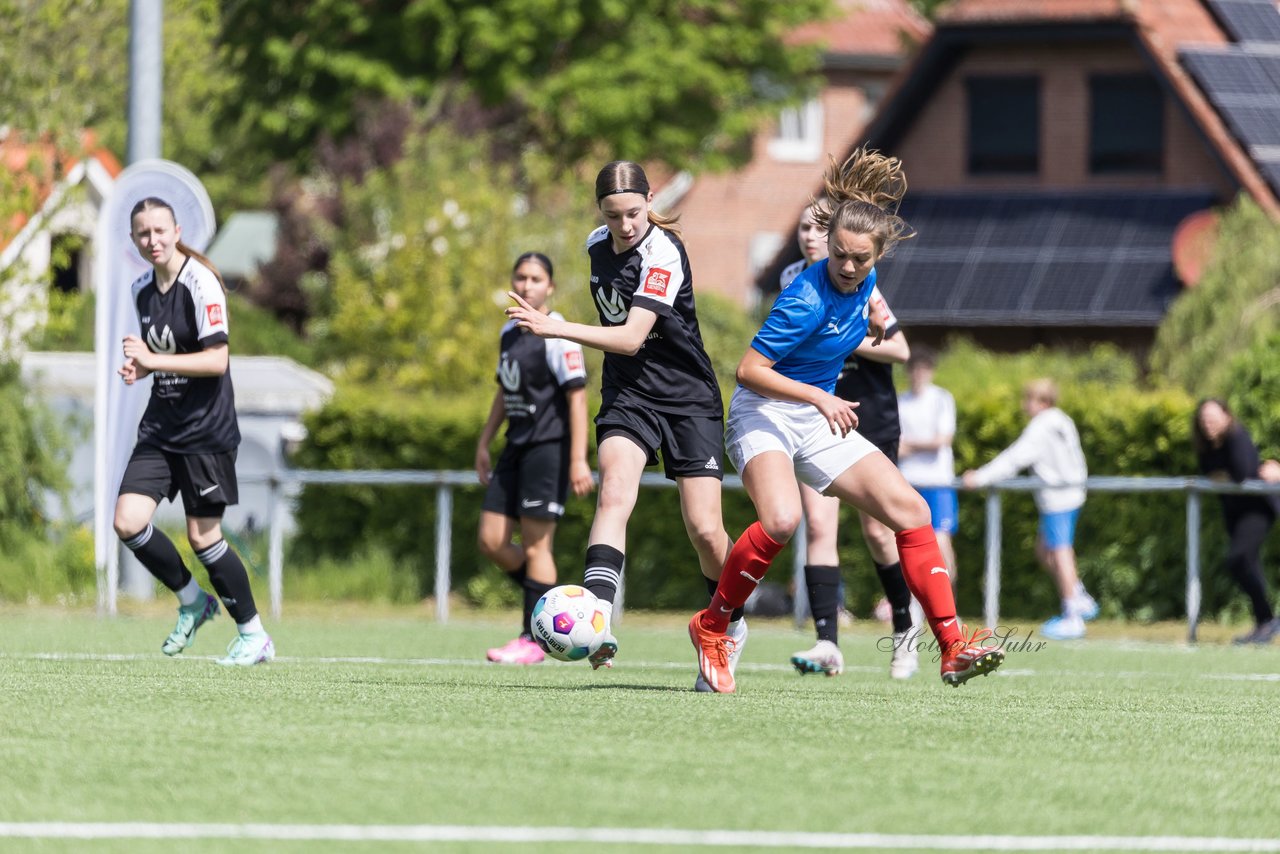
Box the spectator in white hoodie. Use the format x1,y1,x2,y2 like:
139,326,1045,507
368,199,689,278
962,378,1098,640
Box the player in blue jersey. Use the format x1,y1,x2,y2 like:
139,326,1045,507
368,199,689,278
780,202,920,681
114,197,273,666
506,161,744,687
689,148,1004,692
476,252,593,664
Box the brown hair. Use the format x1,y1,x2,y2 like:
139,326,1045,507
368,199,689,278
811,147,913,256
130,197,227,291
594,160,680,236
1192,397,1235,455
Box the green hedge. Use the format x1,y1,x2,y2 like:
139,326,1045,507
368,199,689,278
290,373,1274,622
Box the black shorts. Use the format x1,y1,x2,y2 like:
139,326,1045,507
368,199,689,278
875,437,899,466
119,445,239,518
481,439,569,520
597,400,725,481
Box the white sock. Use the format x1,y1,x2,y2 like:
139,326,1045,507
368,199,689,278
175,578,203,607
237,615,265,635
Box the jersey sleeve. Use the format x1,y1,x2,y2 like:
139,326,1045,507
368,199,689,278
189,265,229,347
868,281,900,338
545,336,588,390
630,232,685,316
750,287,824,364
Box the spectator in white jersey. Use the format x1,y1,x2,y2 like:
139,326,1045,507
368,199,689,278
476,252,593,664
506,161,741,688
114,197,273,666
779,202,920,681
963,379,1098,641
897,346,958,582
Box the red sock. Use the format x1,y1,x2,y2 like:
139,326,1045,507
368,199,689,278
895,525,963,647
701,522,784,632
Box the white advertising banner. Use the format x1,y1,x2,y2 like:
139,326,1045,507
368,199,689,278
93,160,214,614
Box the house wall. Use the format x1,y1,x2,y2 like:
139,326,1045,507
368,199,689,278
895,41,1235,196
670,69,893,307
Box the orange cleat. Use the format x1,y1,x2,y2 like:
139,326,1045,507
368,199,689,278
689,609,738,693
940,626,1005,687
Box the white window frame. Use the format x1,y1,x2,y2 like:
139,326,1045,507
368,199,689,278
768,97,823,162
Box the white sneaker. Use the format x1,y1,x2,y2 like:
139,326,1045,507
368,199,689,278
889,629,919,679
790,639,843,676
1072,591,1100,622
1041,613,1086,640
695,618,747,692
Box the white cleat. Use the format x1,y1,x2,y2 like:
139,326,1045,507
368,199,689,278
889,629,919,679
790,639,844,676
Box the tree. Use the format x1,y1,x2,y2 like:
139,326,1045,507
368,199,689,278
1149,197,1280,398
218,0,831,173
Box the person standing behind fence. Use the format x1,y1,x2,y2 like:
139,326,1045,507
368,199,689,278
780,202,920,681
113,196,273,666
962,379,1098,641
506,160,743,687
1193,398,1280,645
898,346,958,583
476,253,593,664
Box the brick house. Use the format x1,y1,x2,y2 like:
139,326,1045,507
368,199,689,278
658,0,930,308
808,0,1280,352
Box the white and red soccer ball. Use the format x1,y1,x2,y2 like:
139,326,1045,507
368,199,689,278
530,585,607,662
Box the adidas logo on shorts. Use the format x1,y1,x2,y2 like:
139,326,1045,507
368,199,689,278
704,457,719,470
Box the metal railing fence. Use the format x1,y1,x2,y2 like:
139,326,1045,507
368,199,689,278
208,470,1280,643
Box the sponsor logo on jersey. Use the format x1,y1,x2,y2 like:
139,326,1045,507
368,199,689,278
206,303,224,327
499,356,521,391
146,324,176,354
594,287,627,323
704,457,719,470
565,350,583,372
642,268,671,297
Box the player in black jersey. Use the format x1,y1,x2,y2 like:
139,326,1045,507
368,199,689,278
113,197,273,666
476,253,593,664
779,202,921,680
506,161,745,686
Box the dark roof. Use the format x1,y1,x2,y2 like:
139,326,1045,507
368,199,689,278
875,191,1217,327
1179,0,1280,199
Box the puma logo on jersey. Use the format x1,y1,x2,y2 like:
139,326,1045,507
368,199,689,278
498,357,521,392
930,567,949,575
827,320,842,333
146,324,176,354
594,287,627,323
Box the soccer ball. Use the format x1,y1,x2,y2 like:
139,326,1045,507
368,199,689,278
530,585,607,662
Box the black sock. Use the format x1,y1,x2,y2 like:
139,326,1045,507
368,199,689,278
121,524,191,592
583,544,625,605
195,539,258,624
875,561,913,634
521,578,553,640
806,564,841,643
509,562,528,587
704,575,744,623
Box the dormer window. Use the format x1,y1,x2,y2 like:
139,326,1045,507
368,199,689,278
1089,74,1164,173
967,76,1040,174
768,98,823,162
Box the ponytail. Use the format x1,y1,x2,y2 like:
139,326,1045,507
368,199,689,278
812,147,914,256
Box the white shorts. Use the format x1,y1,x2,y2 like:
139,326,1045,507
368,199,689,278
725,386,878,494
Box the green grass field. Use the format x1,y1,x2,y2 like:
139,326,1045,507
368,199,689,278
2,604,1279,853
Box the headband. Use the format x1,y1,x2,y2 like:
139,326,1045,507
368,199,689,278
597,187,648,199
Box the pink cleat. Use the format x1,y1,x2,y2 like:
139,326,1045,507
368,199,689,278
487,636,546,665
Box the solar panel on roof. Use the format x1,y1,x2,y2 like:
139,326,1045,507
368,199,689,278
1206,0,1280,44
1182,50,1275,95
1221,104,1280,147
1259,160,1280,196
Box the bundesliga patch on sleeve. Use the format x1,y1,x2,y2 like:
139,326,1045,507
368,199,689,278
565,350,583,372
642,268,671,297
206,303,224,327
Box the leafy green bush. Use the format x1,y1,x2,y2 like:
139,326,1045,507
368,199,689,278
1150,196,1280,398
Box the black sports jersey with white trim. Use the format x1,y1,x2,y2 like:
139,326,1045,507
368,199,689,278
497,312,588,447
586,223,721,417
130,257,240,454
